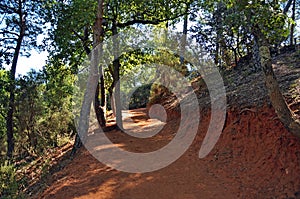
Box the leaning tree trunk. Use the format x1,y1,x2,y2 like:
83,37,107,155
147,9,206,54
6,11,26,158
253,27,300,138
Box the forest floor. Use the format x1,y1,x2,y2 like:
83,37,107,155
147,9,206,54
27,50,300,199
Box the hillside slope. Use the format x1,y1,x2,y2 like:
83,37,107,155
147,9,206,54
29,51,300,199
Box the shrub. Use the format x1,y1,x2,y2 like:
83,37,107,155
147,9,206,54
0,161,18,198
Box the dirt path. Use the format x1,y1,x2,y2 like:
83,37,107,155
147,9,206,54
37,108,300,199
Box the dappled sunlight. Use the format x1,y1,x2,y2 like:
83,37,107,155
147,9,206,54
74,179,118,199
93,143,125,151
122,109,166,138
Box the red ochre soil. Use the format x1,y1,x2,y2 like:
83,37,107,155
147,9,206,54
36,106,300,199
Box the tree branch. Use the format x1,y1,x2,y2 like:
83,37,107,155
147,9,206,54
0,37,18,41
283,0,294,14
116,13,187,28
0,3,19,14
72,29,84,42
71,29,91,55
0,30,20,37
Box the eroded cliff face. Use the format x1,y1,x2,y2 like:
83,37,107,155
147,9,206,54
192,106,300,198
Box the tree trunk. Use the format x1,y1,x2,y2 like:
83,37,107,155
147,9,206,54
253,28,300,138
112,22,123,130
283,0,294,14
214,2,223,66
80,25,106,128
93,0,106,128
71,0,104,156
94,82,106,126
6,10,26,158
215,38,220,66
251,38,261,72
290,0,296,46
179,3,189,76
109,89,116,117
100,74,105,107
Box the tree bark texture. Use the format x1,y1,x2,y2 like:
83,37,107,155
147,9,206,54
6,6,26,158
253,27,300,138
72,0,105,155
112,21,123,130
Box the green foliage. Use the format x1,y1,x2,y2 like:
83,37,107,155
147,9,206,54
0,0,48,66
0,70,9,155
40,65,75,148
0,161,18,198
128,84,152,109
0,64,75,157
46,0,96,70
149,83,173,106
14,71,45,155
46,0,192,85
118,51,156,109
232,0,290,43
192,0,292,68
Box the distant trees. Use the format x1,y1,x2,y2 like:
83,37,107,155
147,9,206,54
193,0,300,137
0,0,47,158
0,71,9,154
0,0,76,157
285,0,300,46
192,1,255,69
16,66,74,154
0,65,75,158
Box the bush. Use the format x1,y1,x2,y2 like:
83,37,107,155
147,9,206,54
128,84,152,109
0,161,18,198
